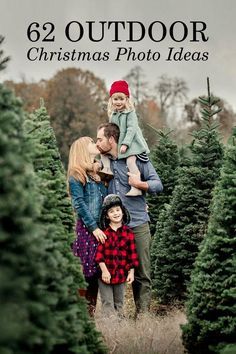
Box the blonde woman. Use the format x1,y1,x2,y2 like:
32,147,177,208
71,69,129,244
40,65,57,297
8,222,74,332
67,137,107,316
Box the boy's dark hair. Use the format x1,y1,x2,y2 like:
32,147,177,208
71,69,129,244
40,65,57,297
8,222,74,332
97,123,120,143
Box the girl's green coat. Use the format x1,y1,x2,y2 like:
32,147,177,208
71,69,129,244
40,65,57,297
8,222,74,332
110,110,150,159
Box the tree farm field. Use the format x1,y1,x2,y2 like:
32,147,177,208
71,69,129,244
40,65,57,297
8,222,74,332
95,286,187,354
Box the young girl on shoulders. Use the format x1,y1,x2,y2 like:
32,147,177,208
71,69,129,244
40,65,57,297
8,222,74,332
107,80,150,196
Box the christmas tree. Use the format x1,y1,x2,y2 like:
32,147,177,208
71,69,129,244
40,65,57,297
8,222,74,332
25,101,106,353
0,84,53,353
147,129,180,237
152,79,224,303
182,127,236,353
0,84,106,353
147,129,180,279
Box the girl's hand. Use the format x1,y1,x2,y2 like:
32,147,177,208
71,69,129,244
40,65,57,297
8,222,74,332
102,269,111,284
126,269,134,284
93,228,107,244
120,144,128,154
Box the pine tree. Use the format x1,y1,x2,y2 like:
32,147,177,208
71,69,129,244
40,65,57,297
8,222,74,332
0,85,106,354
25,101,106,353
0,84,53,353
147,129,180,281
182,127,236,354
0,35,10,72
147,129,180,237
152,79,224,303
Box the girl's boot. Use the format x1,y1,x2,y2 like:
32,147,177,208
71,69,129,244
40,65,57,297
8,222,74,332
126,172,142,196
100,155,113,175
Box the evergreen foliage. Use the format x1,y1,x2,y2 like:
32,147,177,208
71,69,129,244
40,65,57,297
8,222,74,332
0,84,50,353
152,81,224,303
182,127,236,354
147,129,180,280
25,101,106,353
147,129,180,237
0,84,106,353
0,35,10,72
178,144,192,168
219,344,236,354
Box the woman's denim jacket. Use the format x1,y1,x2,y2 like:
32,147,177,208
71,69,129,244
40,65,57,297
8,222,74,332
69,176,107,232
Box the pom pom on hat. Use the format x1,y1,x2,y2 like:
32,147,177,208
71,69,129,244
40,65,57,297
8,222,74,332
109,80,130,97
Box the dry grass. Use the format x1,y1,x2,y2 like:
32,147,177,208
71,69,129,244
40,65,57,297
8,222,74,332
95,286,187,354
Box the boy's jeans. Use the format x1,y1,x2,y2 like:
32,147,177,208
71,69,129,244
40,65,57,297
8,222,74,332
98,280,125,316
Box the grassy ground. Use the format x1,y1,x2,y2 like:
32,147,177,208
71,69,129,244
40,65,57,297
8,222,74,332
95,285,187,354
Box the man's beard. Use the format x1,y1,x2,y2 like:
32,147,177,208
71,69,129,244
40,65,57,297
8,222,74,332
97,146,111,155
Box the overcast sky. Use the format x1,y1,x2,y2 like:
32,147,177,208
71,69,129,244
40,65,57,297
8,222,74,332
1,0,236,110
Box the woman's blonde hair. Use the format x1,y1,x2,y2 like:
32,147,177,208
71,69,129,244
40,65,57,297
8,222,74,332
107,93,135,118
67,137,96,186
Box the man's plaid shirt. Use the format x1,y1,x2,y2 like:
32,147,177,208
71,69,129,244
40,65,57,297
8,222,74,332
95,224,139,284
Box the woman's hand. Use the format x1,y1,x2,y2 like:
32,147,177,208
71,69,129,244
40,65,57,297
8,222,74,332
93,228,107,244
120,144,128,154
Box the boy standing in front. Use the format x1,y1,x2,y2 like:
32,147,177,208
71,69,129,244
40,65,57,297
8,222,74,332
95,194,139,317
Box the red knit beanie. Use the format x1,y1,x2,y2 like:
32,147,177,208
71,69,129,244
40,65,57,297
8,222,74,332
109,80,130,97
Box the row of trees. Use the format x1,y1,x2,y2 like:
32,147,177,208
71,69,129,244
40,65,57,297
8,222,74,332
5,66,236,167
148,81,235,353
0,82,106,353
